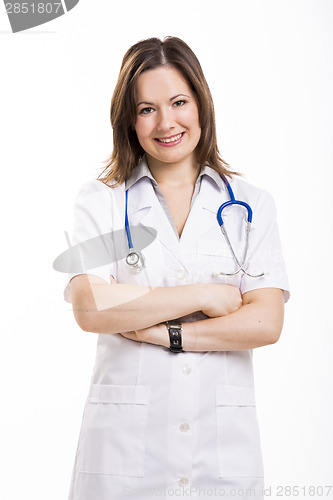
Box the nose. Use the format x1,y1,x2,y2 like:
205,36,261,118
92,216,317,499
156,106,175,132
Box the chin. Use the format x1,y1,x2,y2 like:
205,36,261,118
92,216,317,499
151,149,194,165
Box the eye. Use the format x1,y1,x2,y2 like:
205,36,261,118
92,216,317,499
138,107,154,115
173,100,186,107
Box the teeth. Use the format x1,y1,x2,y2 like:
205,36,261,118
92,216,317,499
157,133,183,143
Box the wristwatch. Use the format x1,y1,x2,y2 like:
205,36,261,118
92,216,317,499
165,320,183,353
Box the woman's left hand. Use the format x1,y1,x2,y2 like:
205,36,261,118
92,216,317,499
120,323,169,348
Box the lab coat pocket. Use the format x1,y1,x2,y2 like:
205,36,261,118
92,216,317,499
196,240,242,286
215,385,264,478
197,238,236,258
77,384,150,477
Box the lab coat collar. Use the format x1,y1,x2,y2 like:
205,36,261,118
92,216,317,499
125,156,230,252
125,154,227,213
125,155,158,192
199,164,226,193
125,156,159,215
177,174,229,247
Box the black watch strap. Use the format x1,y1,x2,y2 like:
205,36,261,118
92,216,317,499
166,321,183,353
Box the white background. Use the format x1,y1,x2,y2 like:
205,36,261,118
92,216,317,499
1,1,332,499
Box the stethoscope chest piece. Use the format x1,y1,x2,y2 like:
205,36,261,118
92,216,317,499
125,249,145,273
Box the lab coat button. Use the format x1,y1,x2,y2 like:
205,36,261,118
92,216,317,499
175,270,187,281
182,364,192,375
179,477,189,486
180,422,190,433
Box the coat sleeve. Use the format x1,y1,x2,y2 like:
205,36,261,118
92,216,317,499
240,189,290,302
63,180,117,303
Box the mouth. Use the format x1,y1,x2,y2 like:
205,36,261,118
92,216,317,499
154,132,185,146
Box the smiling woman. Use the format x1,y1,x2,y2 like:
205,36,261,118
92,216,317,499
65,36,290,500
134,66,202,172
98,36,239,186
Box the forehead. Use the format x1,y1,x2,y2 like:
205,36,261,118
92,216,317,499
135,66,193,100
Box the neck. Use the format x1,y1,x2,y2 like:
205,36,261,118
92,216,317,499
146,153,201,187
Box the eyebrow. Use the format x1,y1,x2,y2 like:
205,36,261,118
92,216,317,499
137,94,190,107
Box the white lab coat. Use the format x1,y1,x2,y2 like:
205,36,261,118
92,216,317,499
64,160,289,500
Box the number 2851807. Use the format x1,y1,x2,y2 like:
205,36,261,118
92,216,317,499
5,3,62,14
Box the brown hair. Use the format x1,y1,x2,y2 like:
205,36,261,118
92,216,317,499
98,36,239,186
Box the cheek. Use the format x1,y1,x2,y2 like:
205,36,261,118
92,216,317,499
135,118,153,141
192,109,201,130
189,112,201,142
182,106,201,132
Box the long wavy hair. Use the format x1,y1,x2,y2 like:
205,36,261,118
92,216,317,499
98,36,239,186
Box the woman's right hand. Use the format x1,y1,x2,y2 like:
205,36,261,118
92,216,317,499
200,284,242,318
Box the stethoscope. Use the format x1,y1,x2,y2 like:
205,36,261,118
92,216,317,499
125,177,264,277
125,190,146,273
217,177,264,278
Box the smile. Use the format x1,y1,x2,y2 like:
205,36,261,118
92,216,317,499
154,132,185,146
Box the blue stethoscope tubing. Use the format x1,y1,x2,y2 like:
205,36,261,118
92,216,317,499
124,176,264,278
217,177,264,278
217,179,253,225
124,189,146,271
125,190,133,249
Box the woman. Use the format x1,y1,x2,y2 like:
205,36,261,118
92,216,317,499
65,36,289,500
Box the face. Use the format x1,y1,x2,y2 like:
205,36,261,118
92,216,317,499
134,66,201,167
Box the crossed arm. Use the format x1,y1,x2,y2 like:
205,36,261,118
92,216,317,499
70,274,285,352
